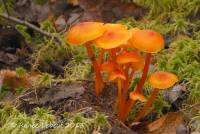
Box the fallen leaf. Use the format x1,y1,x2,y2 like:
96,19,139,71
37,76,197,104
37,83,85,104
54,15,66,32
67,13,81,25
163,84,186,103
147,112,184,134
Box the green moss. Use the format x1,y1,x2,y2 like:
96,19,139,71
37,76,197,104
156,38,200,104
0,106,110,134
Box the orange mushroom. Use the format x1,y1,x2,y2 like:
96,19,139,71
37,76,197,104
129,92,147,102
121,28,140,50
94,23,132,61
116,51,143,64
130,29,164,53
66,22,106,96
131,61,145,71
66,22,105,45
101,61,118,73
116,51,143,96
119,29,164,122
130,29,164,93
108,68,126,116
133,71,178,123
94,23,131,49
108,69,126,101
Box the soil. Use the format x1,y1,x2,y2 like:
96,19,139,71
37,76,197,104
16,82,138,134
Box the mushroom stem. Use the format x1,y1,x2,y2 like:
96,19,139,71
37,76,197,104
121,53,151,121
129,70,135,84
97,49,105,65
117,79,122,99
85,42,104,96
133,88,159,123
123,64,130,97
109,48,118,61
119,99,136,122
135,53,151,93
118,95,126,121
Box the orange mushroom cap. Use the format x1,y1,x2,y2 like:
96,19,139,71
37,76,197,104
130,27,140,35
108,69,126,81
116,51,143,64
66,22,105,45
121,41,134,49
121,28,140,49
94,24,132,49
130,29,164,53
148,71,178,89
131,61,145,71
129,92,147,102
101,61,118,72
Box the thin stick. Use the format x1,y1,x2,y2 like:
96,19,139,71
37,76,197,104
0,13,62,44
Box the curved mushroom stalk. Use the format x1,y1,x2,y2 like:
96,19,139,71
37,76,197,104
66,22,106,96
85,42,104,96
108,68,126,118
133,88,159,123
130,71,178,125
134,53,151,93
97,49,105,65
120,91,146,122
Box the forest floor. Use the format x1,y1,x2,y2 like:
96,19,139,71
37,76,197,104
0,0,200,134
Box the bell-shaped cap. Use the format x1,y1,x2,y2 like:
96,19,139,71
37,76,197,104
116,51,143,64
130,29,164,53
149,71,178,89
94,24,132,49
101,61,118,72
131,61,144,71
108,69,126,81
66,22,105,45
129,92,147,102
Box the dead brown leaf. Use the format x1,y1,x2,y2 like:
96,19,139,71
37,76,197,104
147,112,184,134
36,83,85,104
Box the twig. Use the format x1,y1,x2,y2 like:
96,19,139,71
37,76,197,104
14,90,34,102
0,13,62,44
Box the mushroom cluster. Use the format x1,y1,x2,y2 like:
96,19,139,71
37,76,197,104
66,22,178,123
